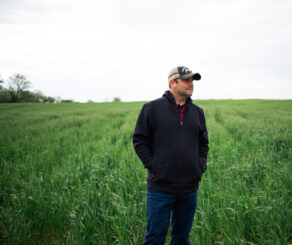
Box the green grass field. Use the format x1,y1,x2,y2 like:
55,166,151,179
0,100,291,245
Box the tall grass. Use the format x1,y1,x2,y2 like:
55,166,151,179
0,100,291,244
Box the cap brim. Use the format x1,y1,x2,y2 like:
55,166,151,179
180,73,201,80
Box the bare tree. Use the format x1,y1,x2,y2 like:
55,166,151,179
8,73,32,97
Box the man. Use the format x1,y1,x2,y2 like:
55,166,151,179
133,66,209,245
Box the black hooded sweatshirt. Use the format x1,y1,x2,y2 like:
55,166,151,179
133,90,209,193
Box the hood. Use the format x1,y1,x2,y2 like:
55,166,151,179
162,90,192,106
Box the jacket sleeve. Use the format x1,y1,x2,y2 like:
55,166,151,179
199,109,209,173
133,104,153,170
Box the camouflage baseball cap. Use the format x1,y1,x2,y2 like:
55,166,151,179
168,66,201,81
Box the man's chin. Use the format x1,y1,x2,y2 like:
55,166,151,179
186,91,193,97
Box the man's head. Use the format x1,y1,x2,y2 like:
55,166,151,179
168,66,201,99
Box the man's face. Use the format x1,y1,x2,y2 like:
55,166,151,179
171,77,194,98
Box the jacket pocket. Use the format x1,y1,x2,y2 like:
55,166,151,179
151,149,177,183
152,149,201,184
185,150,202,182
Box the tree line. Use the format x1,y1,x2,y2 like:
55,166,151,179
0,73,63,103
0,73,122,103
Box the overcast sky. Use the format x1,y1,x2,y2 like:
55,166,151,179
0,0,291,102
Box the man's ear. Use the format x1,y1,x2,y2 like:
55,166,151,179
169,79,175,88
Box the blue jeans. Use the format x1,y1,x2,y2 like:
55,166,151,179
143,189,198,245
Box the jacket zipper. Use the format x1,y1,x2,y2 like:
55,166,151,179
178,108,183,165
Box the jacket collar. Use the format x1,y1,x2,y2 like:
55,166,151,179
162,90,192,107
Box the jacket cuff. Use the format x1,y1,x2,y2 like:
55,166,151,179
199,157,207,173
144,159,153,171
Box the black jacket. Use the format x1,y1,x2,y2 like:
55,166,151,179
133,90,209,193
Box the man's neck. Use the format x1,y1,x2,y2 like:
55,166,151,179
169,90,187,106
